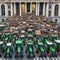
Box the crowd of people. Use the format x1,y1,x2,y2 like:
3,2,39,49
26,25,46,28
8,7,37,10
0,13,60,37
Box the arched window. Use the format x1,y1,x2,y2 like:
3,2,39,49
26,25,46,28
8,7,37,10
1,5,5,16
54,5,59,16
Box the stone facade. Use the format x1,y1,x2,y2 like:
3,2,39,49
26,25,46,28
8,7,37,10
0,0,60,23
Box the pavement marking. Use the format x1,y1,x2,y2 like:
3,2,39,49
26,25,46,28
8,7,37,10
43,57,46,60
39,57,42,60
55,57,58,60
46,57,50,60
37,57,39,60
51,57,55,60
33,58,36,60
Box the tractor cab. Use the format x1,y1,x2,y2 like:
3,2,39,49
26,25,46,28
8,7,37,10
26,40,34,58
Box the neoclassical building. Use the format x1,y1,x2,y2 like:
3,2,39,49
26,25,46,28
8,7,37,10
0,0,60,22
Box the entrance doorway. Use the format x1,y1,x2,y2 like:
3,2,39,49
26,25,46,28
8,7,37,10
39,3,43,15
16,3,19,16
27,3,30,12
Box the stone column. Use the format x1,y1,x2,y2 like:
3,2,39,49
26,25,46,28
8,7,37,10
36,3,39,15
58,4,60,17
51,3,55,17
11,3,13,16
46,3,49,17
5,3,8,17
37,3,39,16
19,2,21,16
43,2,45,16
30,2,32,13
14,2,16,15
36,2,38,15
25,2,27,13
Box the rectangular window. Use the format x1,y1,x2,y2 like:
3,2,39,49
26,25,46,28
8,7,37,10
27,3,30,12
49,4,51,9
8,11,11,16
49,11,51,16
39,3,43,15
8,4,11,9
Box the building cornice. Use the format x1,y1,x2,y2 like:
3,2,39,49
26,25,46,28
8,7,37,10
0,0,60,3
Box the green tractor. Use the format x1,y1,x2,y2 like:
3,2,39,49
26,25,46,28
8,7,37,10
0,41,5,57
36,40,46,57
54,40,60,55
0,24,6,31
3,33,11,43
25,40,34,58
42,36,49,43
50,35,57,42
4,43,13,58
15,40,23,58
46,41,56,57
